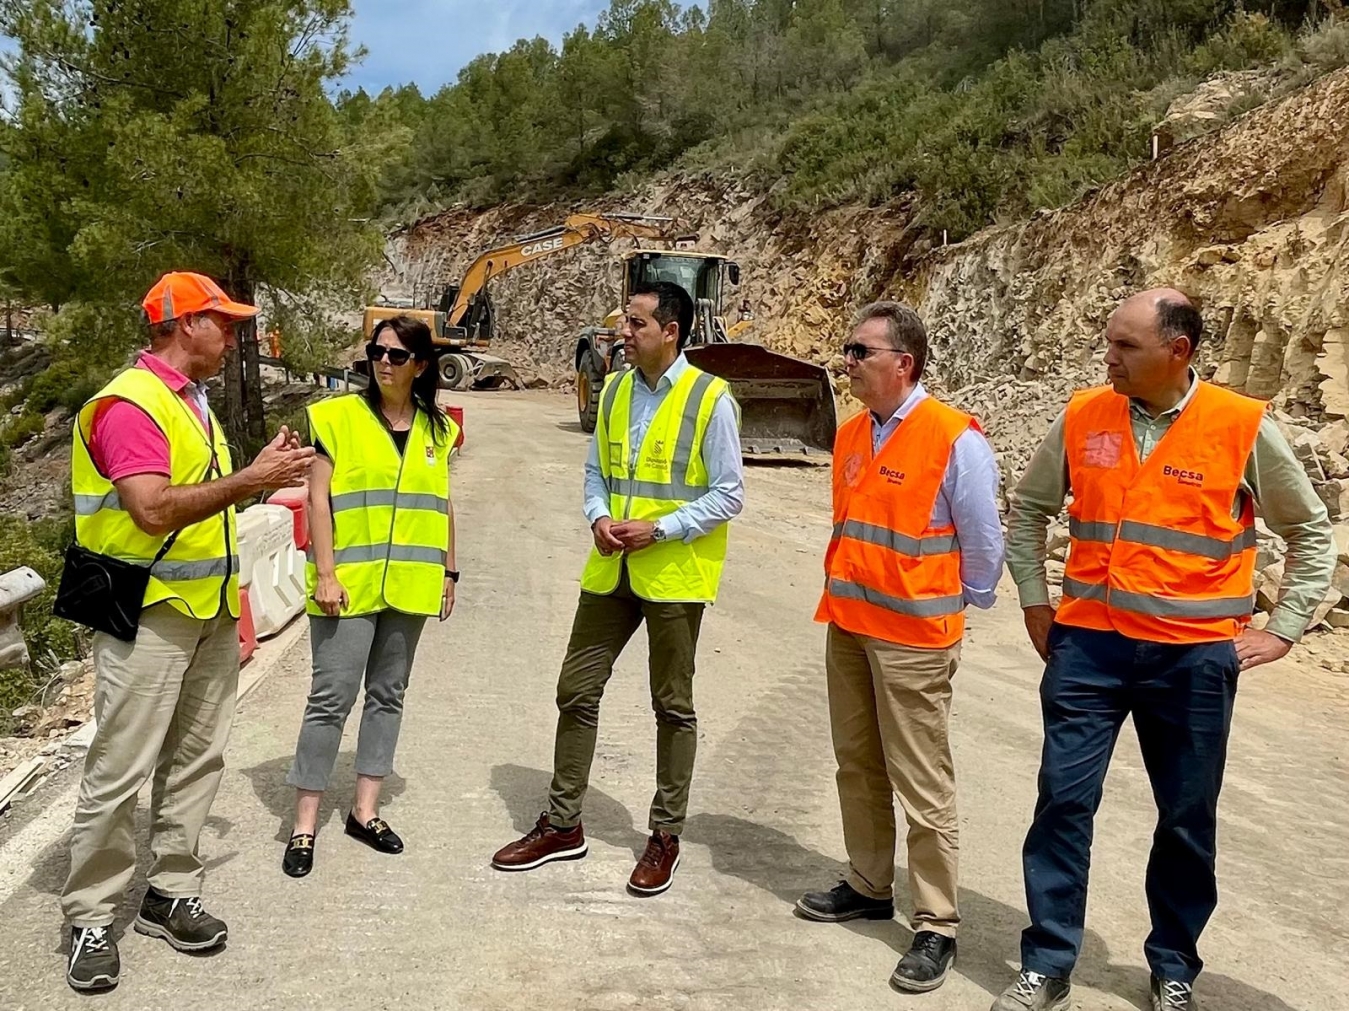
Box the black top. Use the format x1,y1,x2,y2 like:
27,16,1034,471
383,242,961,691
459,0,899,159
313,428,410,457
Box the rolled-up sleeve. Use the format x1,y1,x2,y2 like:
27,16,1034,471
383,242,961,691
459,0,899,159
657,391,745,543
945,428,1005,609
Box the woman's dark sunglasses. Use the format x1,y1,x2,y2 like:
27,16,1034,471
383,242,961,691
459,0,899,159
366,343,415,366
842,343,905,362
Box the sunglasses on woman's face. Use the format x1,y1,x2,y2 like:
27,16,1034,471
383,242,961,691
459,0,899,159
841,342,905,362
366,343,414,366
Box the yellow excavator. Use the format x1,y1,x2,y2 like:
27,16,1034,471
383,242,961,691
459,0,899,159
575,249,838,457
364,212,675,389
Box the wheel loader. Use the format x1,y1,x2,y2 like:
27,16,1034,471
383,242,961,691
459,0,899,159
574,250,837,457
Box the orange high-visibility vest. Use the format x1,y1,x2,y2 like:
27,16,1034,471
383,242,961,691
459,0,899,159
1058,381,1265,643
815,396,977,648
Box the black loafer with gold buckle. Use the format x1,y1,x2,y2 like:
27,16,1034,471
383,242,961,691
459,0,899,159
344,812,404,854
282,833,315,878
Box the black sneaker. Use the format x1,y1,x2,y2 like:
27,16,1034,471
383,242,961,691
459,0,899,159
66,925,119,992
133,890,228,951
1152,976,1195,1010
891,930,956,992
795,880,895,922
990,969,1072,1010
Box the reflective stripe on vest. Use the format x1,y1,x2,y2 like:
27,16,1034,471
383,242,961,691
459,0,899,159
70,367,240,621
815,396,975,648
304,395,457,617
1057,382,1265,643
579,365,733,603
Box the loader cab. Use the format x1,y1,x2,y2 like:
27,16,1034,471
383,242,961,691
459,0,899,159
624,251,739,343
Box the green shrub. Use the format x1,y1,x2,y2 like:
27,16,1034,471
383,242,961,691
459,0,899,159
1,411,46,449
25,357,105,416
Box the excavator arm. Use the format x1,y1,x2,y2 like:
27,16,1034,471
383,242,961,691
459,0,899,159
443,213,674,327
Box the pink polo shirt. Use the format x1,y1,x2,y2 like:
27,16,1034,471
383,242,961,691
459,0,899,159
88,352,210,481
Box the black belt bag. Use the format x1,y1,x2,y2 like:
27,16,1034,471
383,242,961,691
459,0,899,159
53,533,179,642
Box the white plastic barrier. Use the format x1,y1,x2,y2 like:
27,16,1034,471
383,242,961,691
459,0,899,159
236,504,306,637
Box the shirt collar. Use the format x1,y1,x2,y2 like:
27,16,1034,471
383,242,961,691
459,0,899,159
137,350,193,393
637,352,689,392
870,382,928,428
1129,367,1199,420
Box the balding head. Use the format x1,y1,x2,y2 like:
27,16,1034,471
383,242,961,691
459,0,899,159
1103,287,1202,405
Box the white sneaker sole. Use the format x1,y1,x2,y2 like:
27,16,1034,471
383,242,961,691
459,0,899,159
491,841,589,872
66,969,118,991
133,916,227,951
627,852,680,896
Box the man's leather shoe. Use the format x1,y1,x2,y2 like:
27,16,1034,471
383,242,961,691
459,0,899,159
796,880,895,922
491,812,588,871
282,833,315,877
628,830,680,895
891,930,956,992
344,812,403,854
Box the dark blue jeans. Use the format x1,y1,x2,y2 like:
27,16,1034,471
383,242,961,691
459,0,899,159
1021,624,1239,983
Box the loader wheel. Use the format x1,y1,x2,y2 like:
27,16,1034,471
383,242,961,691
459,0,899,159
438,353,470,391
577,349,604,433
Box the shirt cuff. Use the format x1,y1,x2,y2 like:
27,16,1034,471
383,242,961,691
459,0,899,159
1015,578,1052,609
656,515,687,543
584,504,610,527
962,584,998,610
1264,608,1309,643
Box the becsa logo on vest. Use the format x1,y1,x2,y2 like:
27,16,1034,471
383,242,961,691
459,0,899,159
878,465,906,486
1163,464,1204,487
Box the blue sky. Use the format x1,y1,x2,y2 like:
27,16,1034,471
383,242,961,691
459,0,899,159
343,1,614,97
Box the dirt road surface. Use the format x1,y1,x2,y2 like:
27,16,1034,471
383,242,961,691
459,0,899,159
0,390,1344,1011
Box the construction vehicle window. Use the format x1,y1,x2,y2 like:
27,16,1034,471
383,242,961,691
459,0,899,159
641,260,702,300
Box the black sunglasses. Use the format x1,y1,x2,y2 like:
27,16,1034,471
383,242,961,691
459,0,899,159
366,342,415,366
842,343,906,362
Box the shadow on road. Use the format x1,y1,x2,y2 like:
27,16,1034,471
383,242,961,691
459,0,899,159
239,752,407,844
489,763,648,859
555,420,587,435
681,813,1300,1011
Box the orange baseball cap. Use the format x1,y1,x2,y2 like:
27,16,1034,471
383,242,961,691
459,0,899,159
141,271,260,325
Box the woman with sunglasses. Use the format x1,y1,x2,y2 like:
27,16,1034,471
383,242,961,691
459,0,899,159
281,315,459,878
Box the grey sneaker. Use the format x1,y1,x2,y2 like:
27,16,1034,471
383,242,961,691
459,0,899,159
133,890,227,951
1151,976,1195,1010
67,925,119,991
991,969,1072,1010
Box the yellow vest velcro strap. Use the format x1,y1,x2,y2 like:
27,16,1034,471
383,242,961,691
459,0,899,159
323,544,446,566
833,520,959,556
1062,577,1254,619
151,555,239,581
74,491,124,515
329,489,450,513
828,578,964,618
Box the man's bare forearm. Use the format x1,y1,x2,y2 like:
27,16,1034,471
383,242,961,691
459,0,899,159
120,468,261,537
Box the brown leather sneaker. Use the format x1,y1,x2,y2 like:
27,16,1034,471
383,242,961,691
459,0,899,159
491,812,588,871
628,830,680,895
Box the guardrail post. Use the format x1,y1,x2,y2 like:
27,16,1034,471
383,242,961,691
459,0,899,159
0,567,47,668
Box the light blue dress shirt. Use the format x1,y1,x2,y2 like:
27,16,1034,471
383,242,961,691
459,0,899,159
584,353,745,542
871,383,1005,608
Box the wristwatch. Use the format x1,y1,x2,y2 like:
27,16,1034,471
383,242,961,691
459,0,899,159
445,570,460,583
652,522,667,543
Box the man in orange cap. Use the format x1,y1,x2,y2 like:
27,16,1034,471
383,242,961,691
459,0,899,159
61,272,315,993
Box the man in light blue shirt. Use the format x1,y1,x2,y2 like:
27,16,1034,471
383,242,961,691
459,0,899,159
491,281,744,897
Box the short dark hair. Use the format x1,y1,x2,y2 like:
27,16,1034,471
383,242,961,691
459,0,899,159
632,281,694,349
854,300,928,380
1157,299,1203,358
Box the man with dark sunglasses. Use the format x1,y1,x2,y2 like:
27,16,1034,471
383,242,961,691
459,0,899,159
799,300,1003,994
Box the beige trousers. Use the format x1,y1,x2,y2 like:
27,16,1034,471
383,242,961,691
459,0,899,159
825,622,961,936
61,603,239,926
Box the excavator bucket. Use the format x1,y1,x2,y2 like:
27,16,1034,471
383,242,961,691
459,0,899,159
684,342,837,458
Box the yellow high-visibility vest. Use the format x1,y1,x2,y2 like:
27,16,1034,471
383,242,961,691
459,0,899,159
305,395,458,617
71,369,240,620
580,365,733,603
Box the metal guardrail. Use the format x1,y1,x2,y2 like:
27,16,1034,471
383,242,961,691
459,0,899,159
259,355,367,392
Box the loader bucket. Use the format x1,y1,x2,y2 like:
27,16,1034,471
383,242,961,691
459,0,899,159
684,342,837,458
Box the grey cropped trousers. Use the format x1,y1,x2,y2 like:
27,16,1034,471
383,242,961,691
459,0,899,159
286,610,427,792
